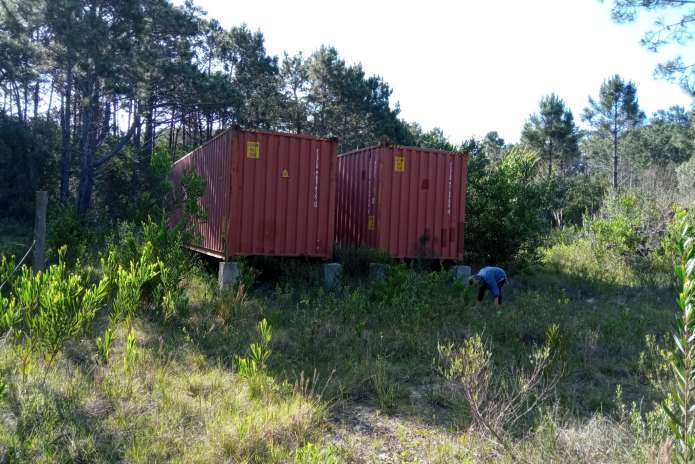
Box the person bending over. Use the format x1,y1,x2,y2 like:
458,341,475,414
469,266,507,306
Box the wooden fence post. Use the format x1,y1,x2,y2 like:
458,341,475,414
33,190,47,272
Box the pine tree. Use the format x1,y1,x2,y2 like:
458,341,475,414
583,75,644,189
521,94,579,177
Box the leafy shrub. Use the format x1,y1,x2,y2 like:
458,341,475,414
123,328,138,374
0,254,16,291
365,265,464,327
542,174,608,228
663,215,695,461
562,175,608,227
648,206,695,287
96,327,114,364
590,214,640,254
179,168,207,237
103,218,197,320
48,203,91,263
585,190,658,255
466,147,549,264
0,248,108,375
543,190,678,286
142,219,196,318
436,331,559,450
102,240,159,328
542,238,637,286
236,319,273,378
128,144,173,223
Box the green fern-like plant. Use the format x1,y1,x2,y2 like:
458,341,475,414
103,241,159,330
96,327,114,364
665,216,695,462
124,328,137,374
236,319,272,378
0,247,108,376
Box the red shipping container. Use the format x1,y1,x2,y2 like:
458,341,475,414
169,127,337,259
336,145,468,261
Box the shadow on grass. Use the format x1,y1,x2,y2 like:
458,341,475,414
102,262,677,437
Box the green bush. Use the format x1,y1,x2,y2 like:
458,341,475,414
562,175,608,227
542,238,638,286
585,190,657,255
543,189,678,287
103,241,159,328
466,147,549,264
543,175,607,228
179,168,207,238
103,218,197,320
0,247,108,375
364,265,466,328
128,144,173,223
48,202,91,263
0,254,16,291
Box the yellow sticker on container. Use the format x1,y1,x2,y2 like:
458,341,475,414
367,215,375,231
246,141,260,159
281,168,289,178
394,155,405,172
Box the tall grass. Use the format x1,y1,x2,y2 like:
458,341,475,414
0,205,686,461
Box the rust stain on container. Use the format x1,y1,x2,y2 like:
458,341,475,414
336,145,468,261
170,127,337,260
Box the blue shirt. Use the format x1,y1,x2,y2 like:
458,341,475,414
478,267,507,298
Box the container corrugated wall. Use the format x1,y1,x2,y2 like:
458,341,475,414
336,145,468,261
170,127,337,259
169,129,234,256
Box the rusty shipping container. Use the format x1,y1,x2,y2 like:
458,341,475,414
336,145,468,261
169,127,337,259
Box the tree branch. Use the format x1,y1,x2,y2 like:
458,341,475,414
92,118,139,170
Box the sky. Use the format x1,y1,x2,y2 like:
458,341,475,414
189,0,693,143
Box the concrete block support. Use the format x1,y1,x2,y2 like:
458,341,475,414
452,265,472,282
322,263,343,289
369,263,390,281
218,261,241,289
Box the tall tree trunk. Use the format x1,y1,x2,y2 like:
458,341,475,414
59,64,73,202
112,98,118,136
77,77,99,215
22,79,28,122
12,83,23,121
612,104,619,190
46,76,54,121
130,102,142,200
33,81,40,120
172,126,179,160
168,111,176,156
612,129,618,190
143,87,155,165
135,89,155,201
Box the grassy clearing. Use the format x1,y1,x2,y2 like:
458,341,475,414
0,316,328,463
0,235,677,462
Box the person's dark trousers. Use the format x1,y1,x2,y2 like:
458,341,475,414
477,279,506,303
